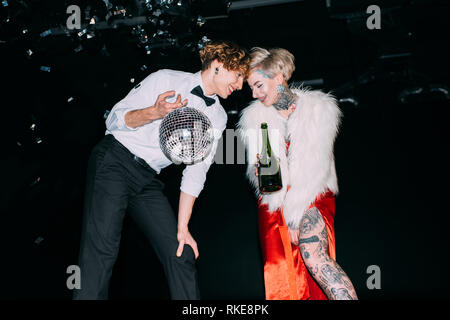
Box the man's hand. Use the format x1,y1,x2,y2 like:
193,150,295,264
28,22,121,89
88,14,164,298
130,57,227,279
176,227,199,259
153,90,188,119
288,227,300,246
124,90,187,128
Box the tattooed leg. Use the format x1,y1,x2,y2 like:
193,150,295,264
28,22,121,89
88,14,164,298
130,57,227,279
298,207,358,300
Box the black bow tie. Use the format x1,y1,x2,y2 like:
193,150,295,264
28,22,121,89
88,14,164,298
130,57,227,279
190,85,215,106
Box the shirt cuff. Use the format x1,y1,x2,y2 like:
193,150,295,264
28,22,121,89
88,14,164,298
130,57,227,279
180,180,204,198
110,108,139,131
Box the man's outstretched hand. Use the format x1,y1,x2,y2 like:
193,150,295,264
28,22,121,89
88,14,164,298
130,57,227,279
124,90,187,128
152,90,188,119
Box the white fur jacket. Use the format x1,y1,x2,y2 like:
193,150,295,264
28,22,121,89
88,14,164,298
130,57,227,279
237,88,342,228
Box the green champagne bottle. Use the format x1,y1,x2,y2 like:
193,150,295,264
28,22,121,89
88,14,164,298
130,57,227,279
258,123,282,193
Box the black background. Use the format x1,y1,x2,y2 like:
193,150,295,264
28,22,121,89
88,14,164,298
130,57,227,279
1,0,449,300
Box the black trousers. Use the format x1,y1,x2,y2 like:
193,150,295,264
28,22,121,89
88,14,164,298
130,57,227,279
73,134,200,300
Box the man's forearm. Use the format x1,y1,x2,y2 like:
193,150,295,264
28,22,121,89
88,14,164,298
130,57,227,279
124,106,159,128
178,191,196,231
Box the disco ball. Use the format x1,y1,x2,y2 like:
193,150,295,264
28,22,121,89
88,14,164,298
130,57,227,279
159,107,214,165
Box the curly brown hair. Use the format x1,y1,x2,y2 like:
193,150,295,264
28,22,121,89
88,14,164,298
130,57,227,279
199,41,251,78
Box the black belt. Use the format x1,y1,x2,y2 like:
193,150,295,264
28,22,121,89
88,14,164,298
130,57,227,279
109,135,156,174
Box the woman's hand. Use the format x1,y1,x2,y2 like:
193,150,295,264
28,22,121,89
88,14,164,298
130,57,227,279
255,153,260,176
288,227,300,246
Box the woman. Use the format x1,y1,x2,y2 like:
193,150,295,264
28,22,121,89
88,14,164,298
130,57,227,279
237,47,358,300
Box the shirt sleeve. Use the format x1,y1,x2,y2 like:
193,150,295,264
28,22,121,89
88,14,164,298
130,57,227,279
180,110,227,197
105,70,166,132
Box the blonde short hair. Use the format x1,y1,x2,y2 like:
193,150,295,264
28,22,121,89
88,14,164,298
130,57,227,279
249,47,295,81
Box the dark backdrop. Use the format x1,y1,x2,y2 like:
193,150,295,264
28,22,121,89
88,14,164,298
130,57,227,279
1,0,449,300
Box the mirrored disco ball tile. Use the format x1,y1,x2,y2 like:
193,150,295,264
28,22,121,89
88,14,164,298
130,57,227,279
159,107,214,165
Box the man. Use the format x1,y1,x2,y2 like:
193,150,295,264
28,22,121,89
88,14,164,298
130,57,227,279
73,41,250,300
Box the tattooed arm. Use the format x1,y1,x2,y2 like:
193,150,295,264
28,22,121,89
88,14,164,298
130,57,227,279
297,207,358,300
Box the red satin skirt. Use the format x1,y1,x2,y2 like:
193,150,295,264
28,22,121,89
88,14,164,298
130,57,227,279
258,190,336,300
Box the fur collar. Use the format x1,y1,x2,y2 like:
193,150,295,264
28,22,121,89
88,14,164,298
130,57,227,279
237,87,342,228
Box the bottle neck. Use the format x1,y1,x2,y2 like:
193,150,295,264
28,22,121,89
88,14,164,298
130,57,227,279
260,127,272,164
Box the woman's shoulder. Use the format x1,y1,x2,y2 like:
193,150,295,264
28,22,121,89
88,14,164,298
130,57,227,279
237,99,279,131
239,99,264,121
292,87,341,118
292,87,336,105
289,87,342,132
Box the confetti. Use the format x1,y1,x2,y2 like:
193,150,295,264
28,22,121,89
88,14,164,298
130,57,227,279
34,236,44,245
40,29,52,38
77,29,87,37
30,177,41,187
197,16,206,27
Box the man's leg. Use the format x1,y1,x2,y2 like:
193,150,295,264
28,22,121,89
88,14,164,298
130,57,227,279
128,177,200,300
73,135,129,300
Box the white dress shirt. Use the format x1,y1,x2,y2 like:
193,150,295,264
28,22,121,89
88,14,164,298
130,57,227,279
105,69,227,197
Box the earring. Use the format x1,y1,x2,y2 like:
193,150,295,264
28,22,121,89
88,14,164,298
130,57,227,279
215,67,219,75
